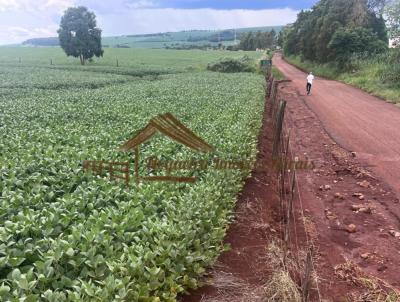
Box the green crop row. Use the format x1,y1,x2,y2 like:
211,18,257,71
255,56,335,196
0,48,264,301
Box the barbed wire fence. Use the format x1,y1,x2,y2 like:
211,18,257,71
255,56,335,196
265,65,322,302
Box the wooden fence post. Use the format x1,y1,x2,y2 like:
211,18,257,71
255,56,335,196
269,81,278,117
272,100,287,159
272,83,281,121
270,78,275,97
266,75,272,95
281,131,291,188
302,249,313,302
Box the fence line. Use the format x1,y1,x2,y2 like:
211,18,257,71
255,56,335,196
266,73,321,302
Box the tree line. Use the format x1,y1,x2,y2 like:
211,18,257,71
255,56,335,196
237,30,278,51
54,1,399,66
282,0,399,69
187,30,235,43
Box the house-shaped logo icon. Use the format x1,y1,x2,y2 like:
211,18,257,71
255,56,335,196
83,112,314,186
119,112,215,183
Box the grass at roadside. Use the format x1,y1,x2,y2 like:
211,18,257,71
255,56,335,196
340,67,400,104
284,54,400,104
272,66,286,80
284,55,339,79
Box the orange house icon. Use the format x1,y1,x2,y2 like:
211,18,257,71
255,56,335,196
119,113,215,183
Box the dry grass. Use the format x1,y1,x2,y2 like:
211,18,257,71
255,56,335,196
197,181,305,302
301,215,318,243
262,242,302,302
236,198,274,237
263,270,301,302
198,242,303,302
199,287,266,302
335,259,400,302
211,271,248,293
198,270,263,302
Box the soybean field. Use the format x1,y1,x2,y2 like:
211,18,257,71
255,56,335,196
0,47,265,301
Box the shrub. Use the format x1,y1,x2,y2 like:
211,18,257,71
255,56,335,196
378,49,400,84
207,56,255,73
328,27,388,70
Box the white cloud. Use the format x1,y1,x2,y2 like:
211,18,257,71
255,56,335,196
0,0,74,44
0,0,74,12
99,8,298,36
44,0,75,12
0,24,57,44
8,26,31,36
8,25,55,37
0,0,19,11
0,2,298,44
124,0,156,9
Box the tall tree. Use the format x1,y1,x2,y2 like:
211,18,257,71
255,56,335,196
238,30,278,51
255,31,263,49
385,0,400,46
58,6,103,65
328,27,387,68
367,0,389,13
267,29,277,49
277,31,284,48
283,0,388,64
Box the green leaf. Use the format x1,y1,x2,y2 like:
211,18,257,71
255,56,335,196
18,276,29,290
66,247,75,257
11,268,21,280
0,284,10,294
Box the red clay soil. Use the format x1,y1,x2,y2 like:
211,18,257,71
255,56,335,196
274,54,400,200
180,90,303,302
277,80,400,299
181,60,400,301
273,55,400,289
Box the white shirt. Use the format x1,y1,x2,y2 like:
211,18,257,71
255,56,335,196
307,74,314,84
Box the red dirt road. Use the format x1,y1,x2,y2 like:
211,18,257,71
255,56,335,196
182,63,400,301
273,54,400,198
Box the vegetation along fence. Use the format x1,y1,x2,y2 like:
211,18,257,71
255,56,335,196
266,66,322,302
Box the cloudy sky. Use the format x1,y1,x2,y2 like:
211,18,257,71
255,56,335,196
0,0,318,45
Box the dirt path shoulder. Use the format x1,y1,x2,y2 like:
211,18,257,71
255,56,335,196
181,73,400,302
279,78,400,300
273,54,400,202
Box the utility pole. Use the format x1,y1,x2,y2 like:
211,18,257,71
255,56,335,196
234,29,237,45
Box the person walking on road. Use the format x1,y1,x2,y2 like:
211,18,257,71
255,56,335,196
306,72,314,95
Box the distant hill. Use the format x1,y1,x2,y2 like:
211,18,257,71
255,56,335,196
22,37,59,46
22,26,283,48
